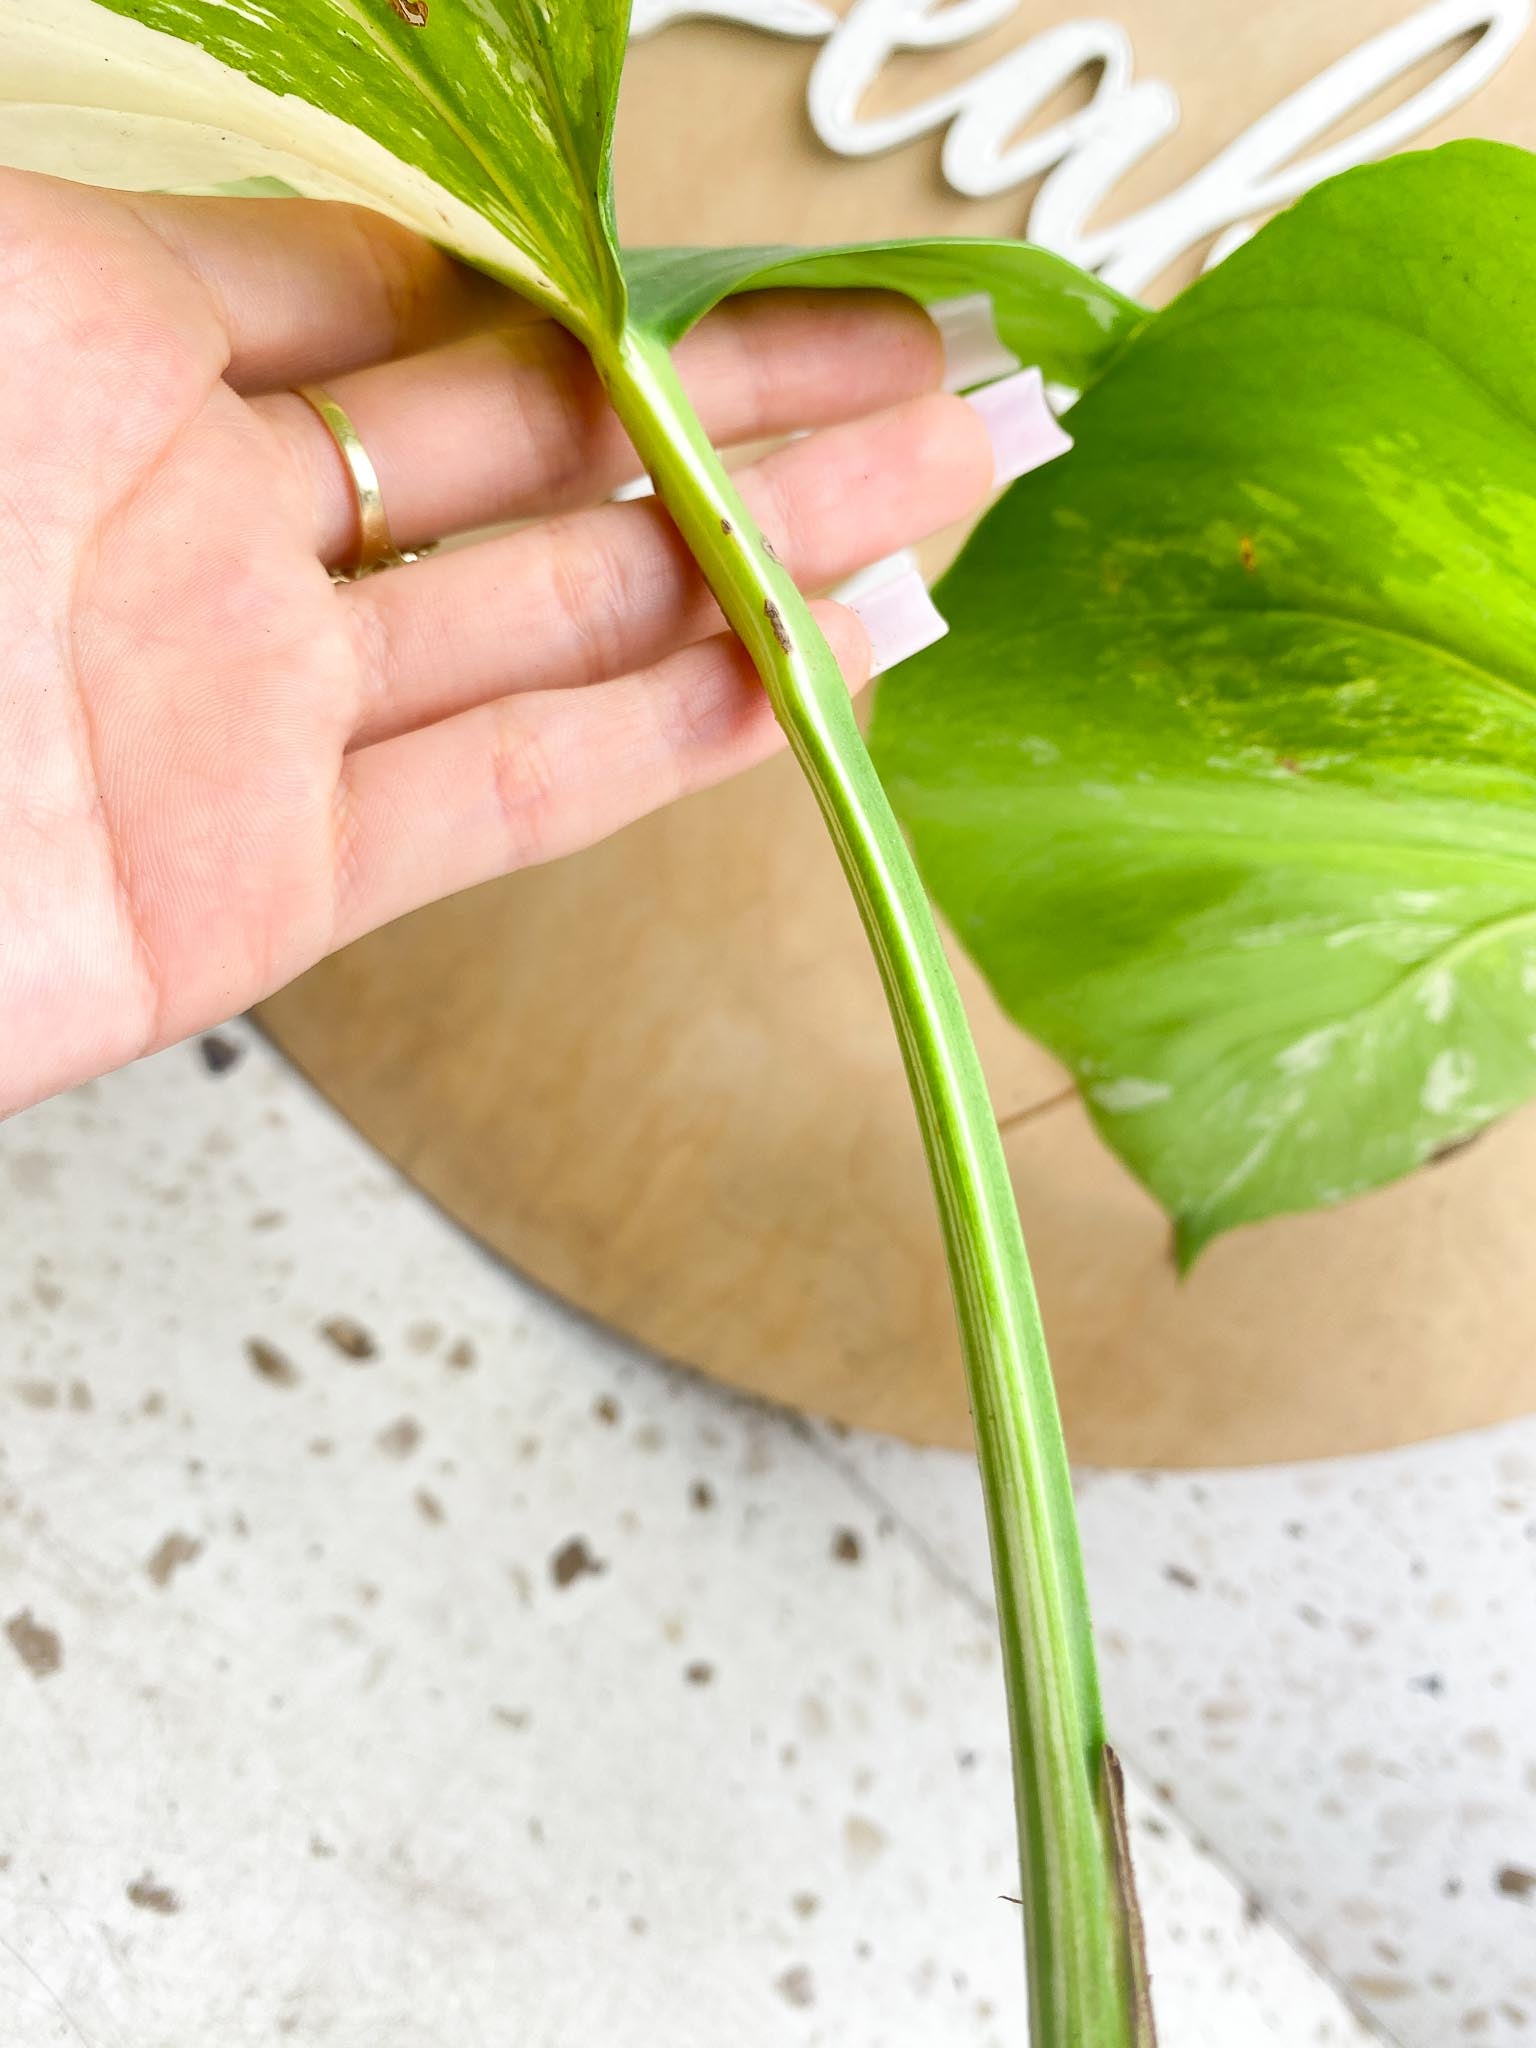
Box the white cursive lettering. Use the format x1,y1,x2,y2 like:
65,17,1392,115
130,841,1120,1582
633,0,1532,293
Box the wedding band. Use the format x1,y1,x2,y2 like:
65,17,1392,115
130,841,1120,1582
293,382,405,578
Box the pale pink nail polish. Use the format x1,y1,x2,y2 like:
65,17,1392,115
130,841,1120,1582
931,291,1023,392
847,566,949,677
965,366,1072,488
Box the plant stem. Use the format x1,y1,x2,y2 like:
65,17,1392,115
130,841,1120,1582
598,325,1149,2044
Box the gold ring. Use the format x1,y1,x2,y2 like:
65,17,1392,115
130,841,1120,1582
293,382,405,579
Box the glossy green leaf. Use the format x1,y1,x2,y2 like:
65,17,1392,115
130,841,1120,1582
626,241,1143,390
874,141,1536,1259
3,0,627,331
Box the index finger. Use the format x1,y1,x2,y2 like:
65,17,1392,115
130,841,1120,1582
124,189,533,390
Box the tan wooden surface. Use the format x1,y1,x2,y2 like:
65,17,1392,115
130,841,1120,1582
261,6,1536,1465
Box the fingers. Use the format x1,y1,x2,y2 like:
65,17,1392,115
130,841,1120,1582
123,192,522,391
254,288,945,567
331,602,872,945
344,389,995,746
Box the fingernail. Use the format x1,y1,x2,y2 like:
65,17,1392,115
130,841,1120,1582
931,291,1023,392
846,564,949,677
612,472,656,502
966,366,1072,488
832,548,918,606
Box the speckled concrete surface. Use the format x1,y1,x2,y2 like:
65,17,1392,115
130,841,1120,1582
828,1416,1536,2045
0,1024,1440,2043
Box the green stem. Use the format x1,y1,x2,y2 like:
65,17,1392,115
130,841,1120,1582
598,325,1148,2044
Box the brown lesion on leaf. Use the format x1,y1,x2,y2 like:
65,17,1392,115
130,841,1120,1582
1238,534,1257,572
720,517,734,537
389,0,429,23
764,599,792,654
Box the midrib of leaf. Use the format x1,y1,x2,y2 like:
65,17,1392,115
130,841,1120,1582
322,0,611,322
1181,902,1536,1104
1016,602,1536,734
502,0,619,320
1136,297,1536,453
326,0,511,212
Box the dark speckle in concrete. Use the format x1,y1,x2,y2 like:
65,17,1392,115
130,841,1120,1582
550,1536,605,1589
791,1891,820,1918
414,1489,445,1525
5,1609,63,1679
593,1395,621,1426
1496,1864,1536,1900
1163,1564,1200,1590
246,1338,298,1388
776,1964,815,2009
684,1661,714,1687
146,1532,203,1589
320,1316,378,1363
376,1417,423,1459
126,1872,180,1915
832,1528,862,1564
13,1380,58,1410
689,1480,715,1512
198,1033,243,1076
445,1339,476,1371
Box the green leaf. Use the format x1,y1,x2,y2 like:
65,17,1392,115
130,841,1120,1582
873,141,1536,1259
3,0,627,332
626,241,1143,390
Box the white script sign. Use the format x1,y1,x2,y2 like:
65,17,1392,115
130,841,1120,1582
631,0,1531,292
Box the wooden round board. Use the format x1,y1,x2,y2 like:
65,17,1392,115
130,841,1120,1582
261,4,1536,1466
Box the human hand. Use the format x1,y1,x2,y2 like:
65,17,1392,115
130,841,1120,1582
0,169,1007,1115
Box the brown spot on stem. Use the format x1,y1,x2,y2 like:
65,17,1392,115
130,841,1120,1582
1238,535,1257,572
764,599,792,653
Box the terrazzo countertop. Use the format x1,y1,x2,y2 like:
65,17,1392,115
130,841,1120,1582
2,1023,1530,2043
